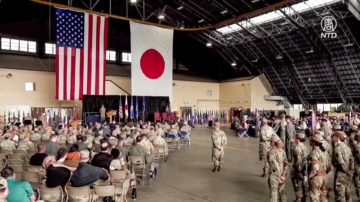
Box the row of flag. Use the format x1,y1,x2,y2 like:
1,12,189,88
118,95,146,120
180,109,231,124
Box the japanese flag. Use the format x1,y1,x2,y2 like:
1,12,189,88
130,21,173,98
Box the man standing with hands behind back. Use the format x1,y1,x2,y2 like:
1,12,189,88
211,122,227,172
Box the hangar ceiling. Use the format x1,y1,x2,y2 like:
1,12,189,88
0,0,359,104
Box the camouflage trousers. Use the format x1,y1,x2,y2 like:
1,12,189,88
334,171,352,202
309,176,328,202
291,170,308,198
268,174,287,202
354,168,360,198
212,148,224,167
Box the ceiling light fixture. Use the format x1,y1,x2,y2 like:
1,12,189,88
276,55,282,59
280,21,289,26
221,10,228,14
198,19,204,23
158,14,165,20
231,62,237,66
344,43,354,47
206,42,212,47
320,11,330,16
305,48,314,53
251,0,260,3
130,0,137,3
251,59,258,63
226,36,232,40
177,5,183,10
180,26,184,29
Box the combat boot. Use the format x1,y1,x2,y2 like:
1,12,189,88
261,168,268,177
212,167,217,172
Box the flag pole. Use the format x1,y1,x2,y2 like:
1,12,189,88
142,95,145,122
118,94,122,125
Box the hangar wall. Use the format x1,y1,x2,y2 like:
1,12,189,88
0,69,279,115
219,76,283,111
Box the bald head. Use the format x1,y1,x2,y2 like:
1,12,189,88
37,143,46,153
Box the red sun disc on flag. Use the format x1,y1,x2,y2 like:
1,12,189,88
140,49,165,79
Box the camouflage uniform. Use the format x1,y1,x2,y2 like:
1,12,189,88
291,135,309,201
267,136,288,202
279,118,287,143
18,140,35,150
41,132,51,142
260,121,273,174
124,137,134,146
30,131,41,142
353,138,360,199
211,129,227,169
308,142,330,202
180,124,192,142
140,139,154,155
332,141,354,202
153,136,169,156
0,139,16,150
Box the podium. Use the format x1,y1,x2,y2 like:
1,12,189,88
107,110,117,123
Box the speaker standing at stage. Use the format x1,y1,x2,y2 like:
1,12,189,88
100,105,106,122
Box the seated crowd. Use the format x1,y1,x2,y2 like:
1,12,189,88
0,119,193,202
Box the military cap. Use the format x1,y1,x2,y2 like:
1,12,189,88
0,177,7,189
315,131,324,136
80,150,90,159
285,115,292,119
333,124,341,130
334,131,347,141
261,118,268,123
295,133,306,139
3,133,11,138
270,135,281,142
310,135,323,142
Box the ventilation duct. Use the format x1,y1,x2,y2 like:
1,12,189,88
264,95,293,109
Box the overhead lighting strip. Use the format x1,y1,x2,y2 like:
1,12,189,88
216,0,341,34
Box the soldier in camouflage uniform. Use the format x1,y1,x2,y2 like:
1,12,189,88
353,132,360,200
124,134,134,146
279,113,287,143
308,134,330,202
260,118,273,177
0,115,5,132
291,133,309,202
267,135,288,202
30,128,41,142
180,121,192,143
316,131,332,157
211,122,227,172
0,133,16,150
18,134,35,150
348,125,358,152
332,131,354,202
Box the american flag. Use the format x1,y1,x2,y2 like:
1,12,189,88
119,95,123,119
55,8,108,100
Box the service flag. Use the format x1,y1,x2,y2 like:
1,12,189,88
125,95,129,117
130,22,173,97
119,95,123,119
130,96,134,119
135,96,139,117
55,8,108,100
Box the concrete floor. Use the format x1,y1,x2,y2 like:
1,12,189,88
132,127,359,202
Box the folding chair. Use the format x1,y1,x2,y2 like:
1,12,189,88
13,149,27,155
152,145,165,163
93,185,116,202
26,149,37,154
128,156,146,183
11,165,24,180
165,138,176,151
0,153,7,166
65,186,93,202
178,131,189,146
8,153,23,160
8,159,24,166
63,160,79,168
22,172,41,190
0,149,12,155
37,186,64,202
